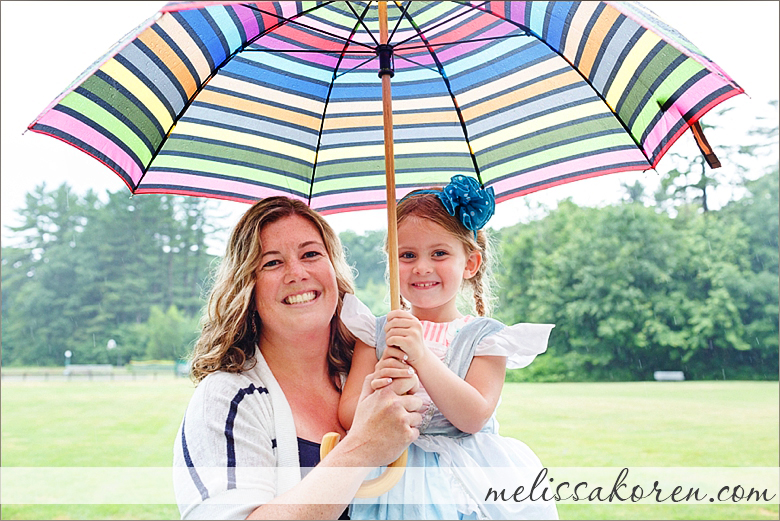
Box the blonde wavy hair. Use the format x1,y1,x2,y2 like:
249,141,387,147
190,197,356,388
395,190,495,316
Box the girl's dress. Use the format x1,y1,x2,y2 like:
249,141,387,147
342,294,559,520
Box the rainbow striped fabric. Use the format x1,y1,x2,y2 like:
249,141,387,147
29,1,743,214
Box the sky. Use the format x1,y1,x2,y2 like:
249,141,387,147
2,1,778,250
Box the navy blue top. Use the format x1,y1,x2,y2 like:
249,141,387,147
297,437,321,469
297,438,349,519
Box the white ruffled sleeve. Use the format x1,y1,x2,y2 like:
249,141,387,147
475,323,555,369
340,293,378,348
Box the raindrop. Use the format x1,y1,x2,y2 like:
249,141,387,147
638,358,643,369
721,368,726,380
93,334,96,348
673,316,678,325
755,337,760,346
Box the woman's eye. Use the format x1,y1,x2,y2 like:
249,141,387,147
303,251,322,259
262,259,281,268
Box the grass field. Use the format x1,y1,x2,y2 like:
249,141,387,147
1,379,777,520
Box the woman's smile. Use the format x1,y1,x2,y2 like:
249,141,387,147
283,290,320,305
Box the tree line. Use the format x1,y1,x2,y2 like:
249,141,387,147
2,109,777,380
2,186,223,365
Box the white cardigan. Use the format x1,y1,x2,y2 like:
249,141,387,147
173,348,301,520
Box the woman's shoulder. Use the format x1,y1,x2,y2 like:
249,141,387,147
190,366,274,411
198,362,266,387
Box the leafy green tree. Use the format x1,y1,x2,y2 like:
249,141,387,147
140,305,200,361
340,229,387,288
718,168,780,369
339,229,389,314
2,184,96,365
495,195,776,381
355,279,391,316
2,184,218,366
621,180,647,204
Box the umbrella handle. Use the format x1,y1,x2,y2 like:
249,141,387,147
320,432,408,498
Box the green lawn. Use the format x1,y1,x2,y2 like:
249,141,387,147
1,379,777,520
495,381,779,519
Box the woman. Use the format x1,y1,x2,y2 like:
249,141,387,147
173,196,422,520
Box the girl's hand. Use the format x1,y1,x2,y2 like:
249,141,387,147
384,310,427,366
370,352,419,395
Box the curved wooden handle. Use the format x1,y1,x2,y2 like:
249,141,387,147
320,432,407,498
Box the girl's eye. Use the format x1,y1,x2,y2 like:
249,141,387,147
400,251,415,259
433,250,448,257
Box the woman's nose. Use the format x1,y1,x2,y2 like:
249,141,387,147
284,259,308,282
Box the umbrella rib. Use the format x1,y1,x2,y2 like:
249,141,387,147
334,56,380,79
390,0,491,49
308,2,375,206
242,2,376,52
135,1,337,189
395,5,485,187
344,1,380,47
459,2,653,166
388,1,414,42
391,54,440,76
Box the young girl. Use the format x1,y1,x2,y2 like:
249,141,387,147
338,176,558,519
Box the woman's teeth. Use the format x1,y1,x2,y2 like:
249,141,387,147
284,291,317,304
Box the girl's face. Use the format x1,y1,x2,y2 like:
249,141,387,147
254,214,338,342
396,216,481,323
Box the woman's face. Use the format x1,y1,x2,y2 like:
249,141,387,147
254,214,339,341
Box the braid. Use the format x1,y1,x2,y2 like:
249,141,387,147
468,229,493,317
472,269,487,316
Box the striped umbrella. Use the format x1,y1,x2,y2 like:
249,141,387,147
27,0,742,495
28,1,741,213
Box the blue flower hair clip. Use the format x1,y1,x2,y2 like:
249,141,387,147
402,175,496,238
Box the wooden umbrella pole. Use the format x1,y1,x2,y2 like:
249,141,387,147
379,0,401,312
321,5,407,499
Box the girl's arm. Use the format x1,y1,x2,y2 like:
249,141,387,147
339,340,420,430
384,310,506,434
339,340,379,430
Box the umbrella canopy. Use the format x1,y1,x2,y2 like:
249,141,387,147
28,1,742,215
